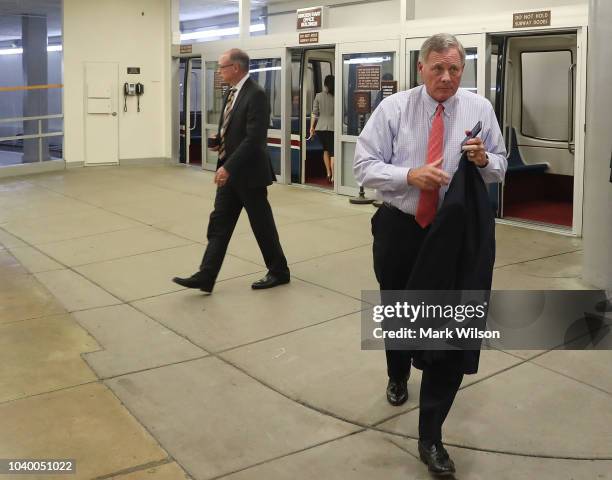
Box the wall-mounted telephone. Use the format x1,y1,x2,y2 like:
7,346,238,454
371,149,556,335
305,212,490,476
123,82,144,112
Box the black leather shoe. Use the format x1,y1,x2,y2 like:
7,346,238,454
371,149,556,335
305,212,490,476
386,377,408,406
172,273,212,293
251,273,290,290
418,440,456,476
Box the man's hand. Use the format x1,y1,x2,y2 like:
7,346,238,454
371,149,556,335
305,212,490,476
308,127,316,140
407,157,450,190
462,132,488,167
214,166,230,186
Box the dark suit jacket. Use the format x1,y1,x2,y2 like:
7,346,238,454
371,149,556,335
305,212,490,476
217,77,276,188
408,154,496,374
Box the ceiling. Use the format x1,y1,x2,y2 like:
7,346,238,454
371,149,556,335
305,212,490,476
0,0,297,43
0,0,61,42
179,0,269,21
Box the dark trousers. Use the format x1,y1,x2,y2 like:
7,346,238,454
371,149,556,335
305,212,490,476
372,204,464,443
198,184,288,291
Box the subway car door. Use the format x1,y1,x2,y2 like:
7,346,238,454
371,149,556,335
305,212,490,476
495,33,580,231
300,49,335,189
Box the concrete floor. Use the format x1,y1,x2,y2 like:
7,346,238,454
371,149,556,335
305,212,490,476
0,164,610,480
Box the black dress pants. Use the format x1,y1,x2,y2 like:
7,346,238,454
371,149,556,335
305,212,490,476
198,184,289,292
372,204,464,443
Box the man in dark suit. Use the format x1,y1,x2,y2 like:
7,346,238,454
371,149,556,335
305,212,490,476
173,48,290,293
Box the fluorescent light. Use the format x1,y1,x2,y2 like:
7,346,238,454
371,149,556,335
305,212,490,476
344,56,391,64
249,66,281,73
0,45,63,56
0,47,22,55
181,23,265,41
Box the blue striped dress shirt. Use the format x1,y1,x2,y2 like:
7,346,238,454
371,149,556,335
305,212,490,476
353,85,507,215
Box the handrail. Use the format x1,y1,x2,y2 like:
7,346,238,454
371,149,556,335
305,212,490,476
0,84,63,93
0,132,63,142
505,59,514,159
0,114,63,123
567,63,576,154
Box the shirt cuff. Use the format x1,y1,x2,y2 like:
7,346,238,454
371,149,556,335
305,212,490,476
391,166,410,189
477,153,491,170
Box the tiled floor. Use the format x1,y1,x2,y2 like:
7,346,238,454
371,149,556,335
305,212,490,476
0,164,610,480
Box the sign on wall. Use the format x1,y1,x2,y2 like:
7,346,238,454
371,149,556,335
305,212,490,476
381,80,398,99
180,44,193,54
356,65,382,91
354,92,371,114
297,6,323,30
513,10,551,28
299,32,319,44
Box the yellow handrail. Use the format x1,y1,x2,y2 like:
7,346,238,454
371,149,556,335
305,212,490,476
0,84,63,93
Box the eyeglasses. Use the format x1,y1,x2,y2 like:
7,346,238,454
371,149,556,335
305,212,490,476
218,63,234,70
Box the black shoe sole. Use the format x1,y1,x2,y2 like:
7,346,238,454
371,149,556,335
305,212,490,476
386,396,408,407
418,453,455,476
251,278,290,290
172,278,212,292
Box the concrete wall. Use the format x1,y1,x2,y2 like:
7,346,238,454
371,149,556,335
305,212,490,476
63,0,171,164
582,0,612,290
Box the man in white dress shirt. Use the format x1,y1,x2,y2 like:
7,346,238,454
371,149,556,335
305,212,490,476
354,33,507,475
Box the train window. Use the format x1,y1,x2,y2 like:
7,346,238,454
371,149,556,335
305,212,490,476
249,58,282,130
342,52,394,136
409,48,477,92
206,61,223,125
521,50,571,141
488,53,498,107
461,49,477,92
291,58,301,135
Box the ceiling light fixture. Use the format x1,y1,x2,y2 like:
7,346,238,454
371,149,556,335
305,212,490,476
180,23,265,41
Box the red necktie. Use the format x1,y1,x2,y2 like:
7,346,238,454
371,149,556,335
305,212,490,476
415,103,444,228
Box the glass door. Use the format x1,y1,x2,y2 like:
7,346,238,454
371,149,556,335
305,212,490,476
202,58,222,171
337,39,401,196
179,57,202,166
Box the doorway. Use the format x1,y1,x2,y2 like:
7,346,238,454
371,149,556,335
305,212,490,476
289,47,335,189
491,33,578,229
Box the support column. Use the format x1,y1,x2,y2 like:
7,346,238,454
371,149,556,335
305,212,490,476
583,0,612,290
22,14,49,163
239,0,251,45
170,0,181,162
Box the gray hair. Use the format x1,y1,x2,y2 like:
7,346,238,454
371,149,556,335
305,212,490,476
418,33,465,65
227,48,250,72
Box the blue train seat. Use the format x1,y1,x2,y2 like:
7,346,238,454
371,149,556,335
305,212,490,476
506,127,548,174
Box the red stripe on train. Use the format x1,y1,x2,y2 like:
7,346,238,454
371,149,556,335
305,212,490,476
267,137,301,148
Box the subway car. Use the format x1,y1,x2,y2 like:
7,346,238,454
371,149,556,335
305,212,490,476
176,4,587,235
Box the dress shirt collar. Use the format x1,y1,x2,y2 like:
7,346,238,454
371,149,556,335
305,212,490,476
420,85,458,119
232,73,250,97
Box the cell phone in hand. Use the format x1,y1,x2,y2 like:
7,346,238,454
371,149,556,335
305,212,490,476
460,121,482,149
